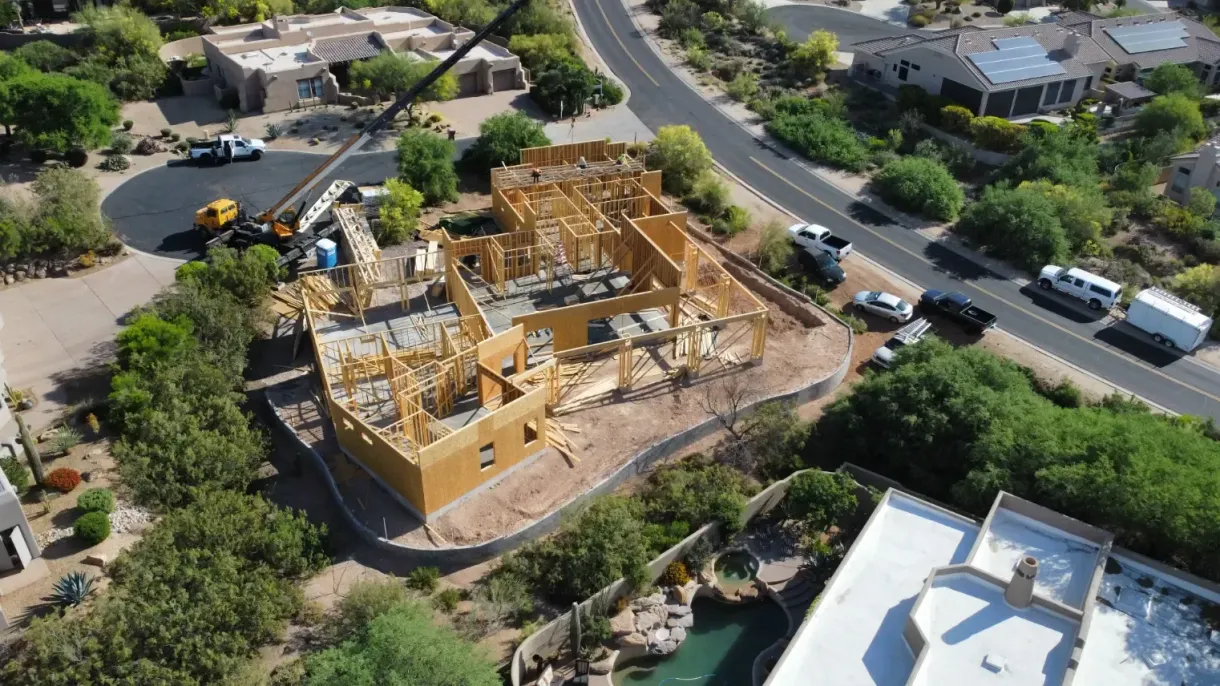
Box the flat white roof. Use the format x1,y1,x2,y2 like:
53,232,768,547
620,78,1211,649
767,492,978,686
972,508,1101,609
429,43,511,62
765,490,1220,686
355,6,432,25
232,44,319,71
910,573,1076,686
380,24,448,41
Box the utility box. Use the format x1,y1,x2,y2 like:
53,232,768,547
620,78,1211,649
315,238,338,270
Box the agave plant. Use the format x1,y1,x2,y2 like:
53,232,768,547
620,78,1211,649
47,571,94,608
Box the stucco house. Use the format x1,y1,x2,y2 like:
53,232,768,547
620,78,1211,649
850,12,1220,119
199,6,525,113
1166,141,1220,206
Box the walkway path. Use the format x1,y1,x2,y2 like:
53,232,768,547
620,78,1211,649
0,253,179,431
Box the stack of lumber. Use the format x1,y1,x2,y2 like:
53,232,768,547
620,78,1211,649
546,418,581,465
300,274,343,309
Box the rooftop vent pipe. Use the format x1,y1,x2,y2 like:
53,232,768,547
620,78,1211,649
1005,556,1038,609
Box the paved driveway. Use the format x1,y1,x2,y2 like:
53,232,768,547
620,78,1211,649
0,255,179,431
102,108,652,260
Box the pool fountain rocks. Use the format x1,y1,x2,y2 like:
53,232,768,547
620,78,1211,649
612,585,698,656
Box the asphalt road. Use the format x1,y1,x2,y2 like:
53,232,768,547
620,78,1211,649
572,0,1220,419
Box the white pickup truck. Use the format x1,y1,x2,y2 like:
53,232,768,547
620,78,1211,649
787,222,853,261
190,134,266,164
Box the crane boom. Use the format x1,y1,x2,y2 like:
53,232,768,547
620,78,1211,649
261,0,532,224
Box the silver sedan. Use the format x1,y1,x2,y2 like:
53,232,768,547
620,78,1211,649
852,291,914,323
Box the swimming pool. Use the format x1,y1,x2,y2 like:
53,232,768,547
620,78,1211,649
613,597,788,686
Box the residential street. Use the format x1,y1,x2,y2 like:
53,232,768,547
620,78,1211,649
572,0,1220,419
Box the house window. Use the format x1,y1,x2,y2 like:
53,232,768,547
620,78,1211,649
898,59,910,81
479,442,495,470
1043,82,1061,105
297,76,324,100
1057,79,1075,104
1083,76,1093,91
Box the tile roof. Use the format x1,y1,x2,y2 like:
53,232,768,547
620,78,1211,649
311,34,385,64
1068,11,1220,69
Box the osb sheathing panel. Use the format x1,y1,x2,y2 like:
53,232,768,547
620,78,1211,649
642,170,662,200
417,387,548,514
329,398,428,512
519,140,625,167
477,325,527,373
511,287,680,351
633,214,689,261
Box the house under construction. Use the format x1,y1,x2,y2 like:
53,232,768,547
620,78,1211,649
299,140,771,521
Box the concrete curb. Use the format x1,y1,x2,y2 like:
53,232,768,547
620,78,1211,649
265,278,853,570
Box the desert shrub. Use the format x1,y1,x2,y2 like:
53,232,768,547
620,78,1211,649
659,560,691,587
433,587,462,613
970,116,1025,153
46,467,81,492
74,511,111,545
683,536,715,572
712,205,751,235
375,178,424,246
638,456,755,534
326,579,412,640
599,77,624,106
170,132,180,142
396,129,458,205
940,105,974,134
65,148,89,168
407,566,441,593
767,108,868,171
685,170,730,216
110,132,133,154
910,14,930,26
461,111,550,172
101,153,130,171
159,127,172,138
0,457,30,493
873,156,964,221
785,471,858,531
956,184,1070,270
78,487,116,514
52,425,83,454
757,219,795,275
726,71,760,102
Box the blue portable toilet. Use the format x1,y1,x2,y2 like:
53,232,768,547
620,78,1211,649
315,238,338,269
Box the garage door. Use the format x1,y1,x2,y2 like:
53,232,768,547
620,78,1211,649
492,68,516,92
459,72,480,97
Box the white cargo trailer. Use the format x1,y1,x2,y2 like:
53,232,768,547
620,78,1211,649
1126,288,1213,352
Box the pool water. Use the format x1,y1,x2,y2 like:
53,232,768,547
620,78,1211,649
613,598,787,686
715,551,759,586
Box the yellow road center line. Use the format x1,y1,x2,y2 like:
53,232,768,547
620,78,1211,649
594,0,660,88
749,156,1220,406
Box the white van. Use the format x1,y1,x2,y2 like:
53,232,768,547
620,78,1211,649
1038,266,1122,311
1126,288,1213,351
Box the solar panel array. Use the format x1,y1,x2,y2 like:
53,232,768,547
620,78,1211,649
1105,20,1188,54
966,36,1066,85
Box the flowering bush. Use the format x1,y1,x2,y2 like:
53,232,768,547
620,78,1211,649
659,560,691,587
45,467,81,492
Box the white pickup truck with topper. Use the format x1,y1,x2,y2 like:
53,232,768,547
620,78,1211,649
1037,266,1121,311
1125,288,1213,352
787,222,853,261
190,134,266,164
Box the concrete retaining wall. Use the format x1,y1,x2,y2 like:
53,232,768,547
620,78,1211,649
265,245,852,568
509,469,810,686
159,35,204,62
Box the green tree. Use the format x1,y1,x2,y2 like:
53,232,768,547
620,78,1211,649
202,0,293,23
790,30,838,80
377,178,424,246
13,40,80,72
530,60,596,116
733,0,769,34
0,195,28,260
1019,180,1111,253
1002,124,1100,187
956,184,1070,270
116,313,195,371
150,279,260,376
423,0,495,28
1144,62,1204,99
326,580,413,641
183,244,282,304
498,0,570,37
4,492,327,684
1188,186,1217,218
461,111,550,172
349,53,458,112
396,129,458,205
2,72,119,152
305,602,500,686
764,97,869,172
1172,263,1220,316
24,166,112,254
647,124,714,195
873,156,965,221
638,457,755,535
501,496,652,603
785,471,858,531
74,4,162,60
507,32,574,72
1136,93,1206,146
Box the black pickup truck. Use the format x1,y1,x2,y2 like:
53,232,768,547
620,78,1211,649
919,289,997,334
